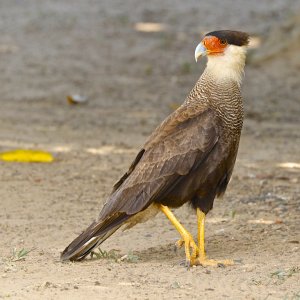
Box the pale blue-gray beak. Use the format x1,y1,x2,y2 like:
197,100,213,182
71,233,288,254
195,42,207,62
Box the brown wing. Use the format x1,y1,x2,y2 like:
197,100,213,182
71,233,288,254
111,149,145,193
99,107,220,219
110,104,200,193
61,106,220,261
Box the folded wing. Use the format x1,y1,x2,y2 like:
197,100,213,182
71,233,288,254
61,106,220,261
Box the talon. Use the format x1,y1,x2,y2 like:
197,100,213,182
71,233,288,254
196,256,234,267
175,233,199,267
159,205,199,267
175,235,199,267
181,233,199,267
185,260,191,270
195,208,234,268
175,238,184,249
179,259,186,266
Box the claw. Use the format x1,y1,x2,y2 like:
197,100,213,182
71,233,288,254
178,233,199,268
158,205,200,268
185,260,191,270
175,238,184,249
196,256,234,267
179,259,191,270
175,236,199,268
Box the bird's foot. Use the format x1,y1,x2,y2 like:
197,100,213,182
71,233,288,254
196,255,234,267
175,234,199,268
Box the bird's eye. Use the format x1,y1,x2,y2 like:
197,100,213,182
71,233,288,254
220,39,227,45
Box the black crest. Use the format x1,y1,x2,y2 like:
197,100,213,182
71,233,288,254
205,30,249,46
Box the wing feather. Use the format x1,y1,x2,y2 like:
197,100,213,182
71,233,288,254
61,107,220,261
99,107,220,219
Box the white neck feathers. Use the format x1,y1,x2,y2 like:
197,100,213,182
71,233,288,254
205,45,247,85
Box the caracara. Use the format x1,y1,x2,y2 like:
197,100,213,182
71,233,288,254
61,30,249,267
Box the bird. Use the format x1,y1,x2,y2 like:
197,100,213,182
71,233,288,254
61,30,249,267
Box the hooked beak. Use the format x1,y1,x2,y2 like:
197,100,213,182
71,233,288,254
195,42,207,62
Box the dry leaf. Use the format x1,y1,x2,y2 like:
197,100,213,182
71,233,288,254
0,149,54,163
67,94,88,104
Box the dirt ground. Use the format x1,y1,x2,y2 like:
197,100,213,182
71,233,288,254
0,1,299,299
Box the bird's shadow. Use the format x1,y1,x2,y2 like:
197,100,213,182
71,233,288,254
134,243,182,263
83,243,182,265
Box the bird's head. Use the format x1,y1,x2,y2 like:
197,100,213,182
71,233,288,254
195,30,249,84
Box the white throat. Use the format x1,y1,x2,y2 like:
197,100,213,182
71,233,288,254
206,45,247,85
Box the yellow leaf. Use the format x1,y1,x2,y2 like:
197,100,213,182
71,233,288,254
0,149,54,163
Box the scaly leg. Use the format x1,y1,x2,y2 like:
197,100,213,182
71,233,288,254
196,208,234,267
158,204,199,267
197,208,206,259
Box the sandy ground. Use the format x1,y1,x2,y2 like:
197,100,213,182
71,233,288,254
0,1,299,299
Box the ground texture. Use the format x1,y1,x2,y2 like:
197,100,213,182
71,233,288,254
0,1,299,299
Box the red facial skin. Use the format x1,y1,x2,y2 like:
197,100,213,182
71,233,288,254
202,36,227,55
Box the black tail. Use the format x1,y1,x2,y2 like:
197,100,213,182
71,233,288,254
61,213,130,261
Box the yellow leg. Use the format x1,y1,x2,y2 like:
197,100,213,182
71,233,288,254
196,208,234,267
197,208,206,259
158,204,199,267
